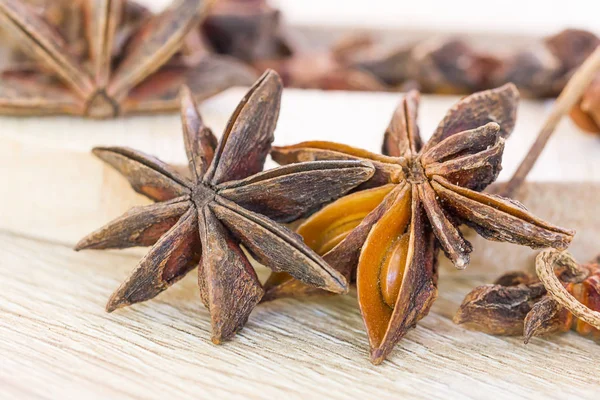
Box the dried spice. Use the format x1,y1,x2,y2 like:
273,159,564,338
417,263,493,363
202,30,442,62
454,250,600,342
0,0,257,118
201,0,293,63
254,34,387,91
197,3,600,100
75,70,376,343
492,29,600,98
406,38,501,94
265,84,575,363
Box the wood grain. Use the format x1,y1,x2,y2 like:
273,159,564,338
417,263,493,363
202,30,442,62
1,232,598,399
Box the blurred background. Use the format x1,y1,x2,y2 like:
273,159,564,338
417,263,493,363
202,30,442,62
143,0,600,35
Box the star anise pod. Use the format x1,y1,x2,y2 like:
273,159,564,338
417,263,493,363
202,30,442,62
74,71,376,342
201,0,293,63
265,84,575,363
252,32,388,91
455,250,600,342
0,0,257,118
493,29,600,98
408,38,501,94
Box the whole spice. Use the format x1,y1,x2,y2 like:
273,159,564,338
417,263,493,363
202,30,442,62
75,70,376,343
254,34,387,91
0,0,257,118
492,29,600,98
265,84,575,364
454,250,600,342
201,0,293,63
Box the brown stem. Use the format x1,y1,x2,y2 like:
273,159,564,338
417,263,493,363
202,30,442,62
499,46,600,198
535,249,600,330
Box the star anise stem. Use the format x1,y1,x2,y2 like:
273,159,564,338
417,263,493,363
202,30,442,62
499,46,600,197
535,250,600,331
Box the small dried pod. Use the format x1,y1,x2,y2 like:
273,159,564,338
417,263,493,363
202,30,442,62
201,0,293,63
494,29,600,98
408,38,501,94
455,250,600,342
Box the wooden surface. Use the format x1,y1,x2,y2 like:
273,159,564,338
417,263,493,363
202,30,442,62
2,88,600,398
1,230,599,399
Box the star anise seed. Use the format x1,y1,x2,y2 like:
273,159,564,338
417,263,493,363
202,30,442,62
0,0,257,118
75,70,376,343
265,83,575,363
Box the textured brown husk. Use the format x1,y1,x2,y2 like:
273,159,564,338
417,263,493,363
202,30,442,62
75,70,377,343
264,83,574,364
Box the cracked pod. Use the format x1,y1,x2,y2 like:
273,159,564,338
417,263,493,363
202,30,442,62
266,84,575,364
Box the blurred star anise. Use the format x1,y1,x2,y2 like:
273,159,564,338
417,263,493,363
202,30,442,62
455,250,600,342
265,84,575,363
75,71,376,342
201,0,293,63
0,0,257,118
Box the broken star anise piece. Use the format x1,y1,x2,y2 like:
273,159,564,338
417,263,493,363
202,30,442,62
455,250,600,342
266,84,575,364
0,0,257,118
75,70,376,343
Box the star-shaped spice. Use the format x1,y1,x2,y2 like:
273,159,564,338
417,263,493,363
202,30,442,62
0,0,257,118
265,84,575,363
455,250,600,342
75,70,375,342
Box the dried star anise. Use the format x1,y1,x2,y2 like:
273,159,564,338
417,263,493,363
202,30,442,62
265,84,575,363
493,29,600,98
201,0,293,63
254,34,387,91
0,0,257,118
74,70,376,342
455,250,600,342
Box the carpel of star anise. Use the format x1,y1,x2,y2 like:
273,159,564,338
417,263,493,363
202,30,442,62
74,70,376,343
454,250,600,342
264,84,575,364
0,0,257,118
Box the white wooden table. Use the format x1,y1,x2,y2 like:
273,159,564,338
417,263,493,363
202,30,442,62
1,86,600,399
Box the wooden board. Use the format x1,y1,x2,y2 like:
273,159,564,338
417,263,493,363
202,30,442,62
1,231,598,399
